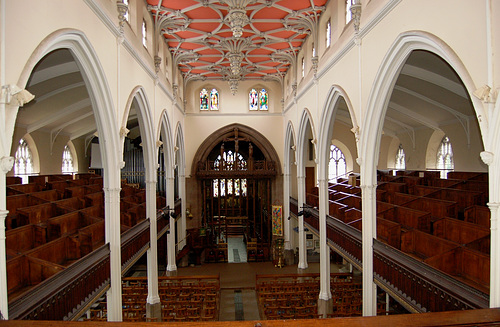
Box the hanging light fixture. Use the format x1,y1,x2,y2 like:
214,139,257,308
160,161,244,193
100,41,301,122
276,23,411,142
227,6,249,38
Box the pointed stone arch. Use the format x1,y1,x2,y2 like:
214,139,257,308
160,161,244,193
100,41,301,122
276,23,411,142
191,123,282,176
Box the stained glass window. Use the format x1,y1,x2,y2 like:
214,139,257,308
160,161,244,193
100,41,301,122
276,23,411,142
249,88,258,110
210,88,219,110
395,144,405,170
200,88,209,110
213,179,219,197
437,136,454,178
62,145,74,174
328,145,346,181
259,88,268,110
212,150,248,197
15,138,33,183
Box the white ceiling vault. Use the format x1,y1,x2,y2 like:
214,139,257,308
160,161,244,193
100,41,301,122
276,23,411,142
14,2,477,158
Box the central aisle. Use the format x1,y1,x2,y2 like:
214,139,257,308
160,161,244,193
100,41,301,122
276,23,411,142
176,261,347,321
227,236,247,263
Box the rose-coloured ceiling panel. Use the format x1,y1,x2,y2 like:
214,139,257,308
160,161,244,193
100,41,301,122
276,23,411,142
146,0,327,93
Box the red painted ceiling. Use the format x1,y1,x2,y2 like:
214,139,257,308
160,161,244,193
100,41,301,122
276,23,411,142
146,0,327,84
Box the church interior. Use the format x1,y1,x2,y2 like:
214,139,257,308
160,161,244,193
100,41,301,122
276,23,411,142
1,0,500,325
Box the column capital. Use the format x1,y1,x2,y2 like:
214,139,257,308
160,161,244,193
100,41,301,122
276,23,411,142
480,151,494,166
0,156,14,174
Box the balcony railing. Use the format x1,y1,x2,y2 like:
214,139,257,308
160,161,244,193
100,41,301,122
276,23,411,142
290,197,489,312
8,205,173,320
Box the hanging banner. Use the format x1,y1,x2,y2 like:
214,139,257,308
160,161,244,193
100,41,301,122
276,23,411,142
272,205,283,236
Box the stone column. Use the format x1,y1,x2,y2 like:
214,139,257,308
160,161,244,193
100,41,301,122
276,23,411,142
0,156,14,320
283,172,294,264
481,151,499,307
317,178,332,317
297,175,308,270
361,183,377,316
104,186,123,321
178,173,186,250
166,176,177,274
145,180,161,320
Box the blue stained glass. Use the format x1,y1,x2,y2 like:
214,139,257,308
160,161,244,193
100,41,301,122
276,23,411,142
259,88,268,110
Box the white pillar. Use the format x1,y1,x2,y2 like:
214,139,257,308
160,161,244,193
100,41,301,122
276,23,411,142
481,151,499,307
489,201,499,307
318,178,331,301
178,173,186,250
297,175,308,270
361,183,377,316
145,180,160,306
283,172,291,251
104,186,122,321
0,156,14,320
166,176,177,272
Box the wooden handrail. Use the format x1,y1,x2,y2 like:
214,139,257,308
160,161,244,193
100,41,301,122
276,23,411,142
8,205,172,321
8,244,111,320
291,196,489,313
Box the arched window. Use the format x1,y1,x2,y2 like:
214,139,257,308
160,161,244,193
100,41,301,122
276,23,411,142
259,88,268,110
14,138,34,183
437,136,454,178
200,88,209,110
210,88,219,110
249,88,258,110
142,19,147,48
326,19,331,48
62,145,74,174
123,0,129,22
328,145,347,181
395,144,405,170
301,57,305,77
346,0,355,24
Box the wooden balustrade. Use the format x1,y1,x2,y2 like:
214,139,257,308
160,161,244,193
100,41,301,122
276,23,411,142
292,196,489,313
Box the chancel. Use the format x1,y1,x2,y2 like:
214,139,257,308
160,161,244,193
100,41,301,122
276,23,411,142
0,0,500,326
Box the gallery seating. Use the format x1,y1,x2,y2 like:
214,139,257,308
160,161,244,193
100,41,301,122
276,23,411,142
314,170,490,294
5,174,165,303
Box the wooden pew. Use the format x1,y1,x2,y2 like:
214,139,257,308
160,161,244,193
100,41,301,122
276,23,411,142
24,236,85,267
79,205,104,219
349,217,401,249
433,217,489,245
84,192,104,207
378,206,431,233
16,203,74,225
337,194,362,210
329,200,348,220
464,205,490,228
425,247,489,292
447,171,488,181
7,255,65,299
401,229,459,261
78,220,105,255
7,183,42,195
53,197,87,210
6,194,47,229
6,224,48,254
29,189,64,202
398,196,457,221
6,176,22,185
46,211,101,241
